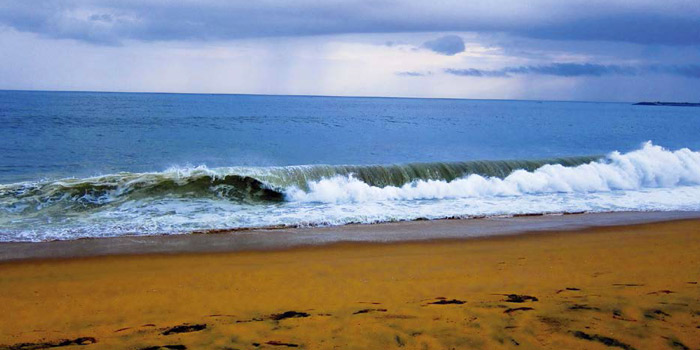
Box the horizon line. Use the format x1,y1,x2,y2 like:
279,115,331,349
0,88,637,104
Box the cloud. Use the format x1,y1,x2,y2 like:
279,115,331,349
507,63,637,77
444,68,508,77
444,63,700,79
422,35,465,55
396,71,432,77
0,1,699,45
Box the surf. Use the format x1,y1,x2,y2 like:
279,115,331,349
0,155,599,213
289,142,700,203
2,142,700,242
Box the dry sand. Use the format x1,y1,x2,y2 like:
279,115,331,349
1,219,699,350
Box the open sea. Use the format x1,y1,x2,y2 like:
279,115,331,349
1,90,700,242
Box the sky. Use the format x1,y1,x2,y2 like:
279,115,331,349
1,0,699,101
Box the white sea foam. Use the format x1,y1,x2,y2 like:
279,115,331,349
288,142,700,203
2,142,700,242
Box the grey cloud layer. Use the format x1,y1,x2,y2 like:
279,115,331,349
444,63,700,79
422,35,465,55
1,0,699,45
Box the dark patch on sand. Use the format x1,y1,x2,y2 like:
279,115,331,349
1,337,97,350
662,337,690,350
504,307,534,314
429,299,465,305
612,310,637,322
612,283,644,287
265,341,299,347
644,309,671,320
353,308,387,314
572,331,635,350
503,294,538,303
270,311,310,321
378,314,417,319
569,304,601,311
139,346,187,350
647,290,675,295
162,324,206,335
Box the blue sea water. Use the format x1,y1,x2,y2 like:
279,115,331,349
1,90,700,241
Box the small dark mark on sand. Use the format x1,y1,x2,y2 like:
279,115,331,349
1,337,97,350
659,302,688,306
662,337,690,350
236,318,264,323
162,324,206,335
504,307,534,314
266,341,299,348
238,311,310,323
503,294,538,303
139,346,187,350
569,304,601,311
687,281,697,284
353,308,387,314
206,314,236,318
647,290,675,295
612,310,636,322
644,309,671,320
510,338,520,346
394,335,405,347
270,311,311,321
429,299,465,305
571,331,635,350
612,283,644,287
114,327,131,332
556,287,581,294
378,314,417,319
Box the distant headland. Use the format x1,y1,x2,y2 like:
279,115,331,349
634,101,700,107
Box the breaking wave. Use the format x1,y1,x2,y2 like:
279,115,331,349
2,142,700,242
289,142,700,203
0,155,598,213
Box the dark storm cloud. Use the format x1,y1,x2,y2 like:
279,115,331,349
444,63,700,79
422,35,465,55
1,0,699,45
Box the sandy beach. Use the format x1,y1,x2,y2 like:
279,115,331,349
1,218,699,350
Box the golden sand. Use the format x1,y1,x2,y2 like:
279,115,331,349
1,220,699,350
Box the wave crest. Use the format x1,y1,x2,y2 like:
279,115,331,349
288,142,700,203
0,155,598,213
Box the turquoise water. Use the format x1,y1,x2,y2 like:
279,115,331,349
1,90,700,241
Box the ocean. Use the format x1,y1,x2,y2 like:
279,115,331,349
1,90,700,242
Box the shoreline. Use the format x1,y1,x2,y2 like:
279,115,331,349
2,210,700,262
1,217,698,349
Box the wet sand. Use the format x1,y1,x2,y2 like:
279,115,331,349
3,211,700,261
1,219,699,350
